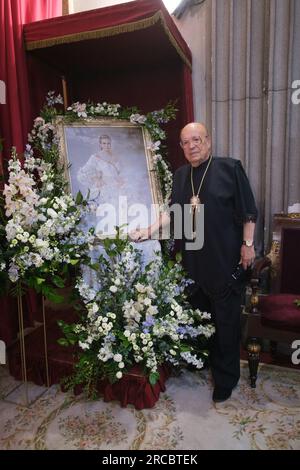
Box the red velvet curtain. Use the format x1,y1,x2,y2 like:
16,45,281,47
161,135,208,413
0,0,62,346
0,0,62,160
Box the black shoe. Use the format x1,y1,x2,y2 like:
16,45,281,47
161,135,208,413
212,386,233,403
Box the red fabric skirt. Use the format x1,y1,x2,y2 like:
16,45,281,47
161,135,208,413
97,364,170,410
8,307,170,410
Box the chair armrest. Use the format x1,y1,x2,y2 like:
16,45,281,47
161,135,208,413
248,257,271,316
252,256,272,278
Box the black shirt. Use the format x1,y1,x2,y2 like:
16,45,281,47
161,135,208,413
170,156,258,294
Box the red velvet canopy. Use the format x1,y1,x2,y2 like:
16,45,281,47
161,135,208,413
24,0,194,170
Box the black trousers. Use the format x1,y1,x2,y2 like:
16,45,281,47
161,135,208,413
189,285,242,390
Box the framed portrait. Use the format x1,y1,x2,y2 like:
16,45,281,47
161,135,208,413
56,118,163,237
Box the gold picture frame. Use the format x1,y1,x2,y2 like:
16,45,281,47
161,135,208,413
55,117,163,236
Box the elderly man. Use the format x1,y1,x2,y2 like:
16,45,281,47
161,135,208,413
132,122,257,402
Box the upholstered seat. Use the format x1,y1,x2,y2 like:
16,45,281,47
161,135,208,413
259,294,300,331
246,213,300,387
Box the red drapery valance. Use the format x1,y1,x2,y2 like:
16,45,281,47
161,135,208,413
24,0,191,70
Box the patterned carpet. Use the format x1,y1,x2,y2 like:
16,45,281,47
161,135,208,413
0,362,300,450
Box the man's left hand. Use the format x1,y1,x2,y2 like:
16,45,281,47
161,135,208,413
240,245,255,270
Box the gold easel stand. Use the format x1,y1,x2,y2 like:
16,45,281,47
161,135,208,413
17,293,50,406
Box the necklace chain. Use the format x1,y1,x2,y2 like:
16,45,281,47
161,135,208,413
190,155,212,203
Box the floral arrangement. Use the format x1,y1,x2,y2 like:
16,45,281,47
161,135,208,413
2,92,94,300
3,147,94,300
59,230,215,396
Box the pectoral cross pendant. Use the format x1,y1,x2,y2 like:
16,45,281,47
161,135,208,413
190,195,201,209
190,196,200,239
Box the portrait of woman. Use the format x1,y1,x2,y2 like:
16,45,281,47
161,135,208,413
62,122,159,236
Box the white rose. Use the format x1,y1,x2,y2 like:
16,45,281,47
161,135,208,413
116,371,123,379
135,283,145,293
113,353,122,363
109,285,118,293
35,238,48,248
118,362,125,369
88,303,99,314
47,208,58,218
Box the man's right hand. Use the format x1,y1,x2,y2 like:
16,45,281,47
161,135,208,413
129,228,150,242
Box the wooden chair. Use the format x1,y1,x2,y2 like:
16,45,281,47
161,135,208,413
246,213,300,387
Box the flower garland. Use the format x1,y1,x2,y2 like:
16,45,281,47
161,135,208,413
64,99,176,205
2,92,176,298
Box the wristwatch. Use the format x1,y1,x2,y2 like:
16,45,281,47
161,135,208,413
242,240,254,247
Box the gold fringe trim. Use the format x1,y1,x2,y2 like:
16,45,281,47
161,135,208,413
26,11,192,70
157,11,192,70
